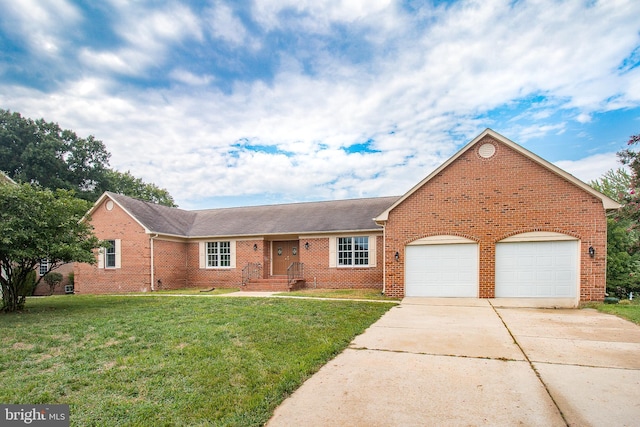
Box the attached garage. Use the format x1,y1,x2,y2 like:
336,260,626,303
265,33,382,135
405,236,478,297
495,233,579,298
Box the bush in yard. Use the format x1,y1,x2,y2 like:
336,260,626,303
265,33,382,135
43,272,64,295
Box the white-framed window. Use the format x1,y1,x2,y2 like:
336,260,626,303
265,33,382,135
337,236,370,266
199,241,236,269
329,235,377,268
207,241,231,267
39,258,49,276
98,239,121,269
105,240,116,268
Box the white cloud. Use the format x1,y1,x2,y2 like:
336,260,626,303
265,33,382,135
1,0,639,209
205,1,253,47
252,0,395,33
555,152,622,184
79,3,202,76
169,69,215,86
0,0,80,55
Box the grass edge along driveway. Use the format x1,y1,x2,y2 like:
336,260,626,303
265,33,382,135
1,295,395,426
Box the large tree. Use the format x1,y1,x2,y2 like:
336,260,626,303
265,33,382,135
0,183,101,312
0,109,111,201
0,109,176,206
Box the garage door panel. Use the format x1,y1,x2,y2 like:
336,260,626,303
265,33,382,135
406,243,478,297
496,241,578,298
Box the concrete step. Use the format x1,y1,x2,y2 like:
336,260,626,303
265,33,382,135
242,277,305,292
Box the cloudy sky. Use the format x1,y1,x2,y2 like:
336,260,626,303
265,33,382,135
1,0,639,209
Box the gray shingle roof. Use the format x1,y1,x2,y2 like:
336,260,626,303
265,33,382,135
108,192,399,237
108,192,197,236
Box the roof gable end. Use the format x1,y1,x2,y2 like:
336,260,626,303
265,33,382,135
375,129,621,222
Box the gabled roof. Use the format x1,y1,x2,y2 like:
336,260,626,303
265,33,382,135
106,192,197,236
375,128,621,222
91,191,400,238
188,196,399,237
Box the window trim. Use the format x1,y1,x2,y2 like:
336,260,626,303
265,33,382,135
98,239,121,269
329,235,376,268
199,241,236,269
206,241,231,268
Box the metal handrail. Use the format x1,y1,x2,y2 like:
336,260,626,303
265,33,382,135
242,262,261,285
287,262,304,284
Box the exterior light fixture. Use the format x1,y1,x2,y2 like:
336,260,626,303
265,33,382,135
588,246,595,258
305,242,310,250
253,243,258,251
395,251,400,261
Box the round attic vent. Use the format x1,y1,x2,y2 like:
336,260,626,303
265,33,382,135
106,200,114,211
478,143,496,159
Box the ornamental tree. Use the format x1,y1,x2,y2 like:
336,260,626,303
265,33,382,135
591,134,640,298
0,183,100,312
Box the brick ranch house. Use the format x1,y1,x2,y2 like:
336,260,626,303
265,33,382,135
75,129,620,306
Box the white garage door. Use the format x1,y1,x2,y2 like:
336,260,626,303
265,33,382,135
405,243,478,297
495,240,578,298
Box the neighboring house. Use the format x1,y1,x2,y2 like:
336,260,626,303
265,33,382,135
75,129,620,306
33,260,75,296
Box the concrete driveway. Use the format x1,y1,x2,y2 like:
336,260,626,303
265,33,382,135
267,298,640,427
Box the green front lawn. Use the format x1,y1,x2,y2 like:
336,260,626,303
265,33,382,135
279,288,401,301
588,300,640,325
129,287,239,295
1,295,392,426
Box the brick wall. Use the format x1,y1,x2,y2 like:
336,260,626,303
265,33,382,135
74,199,152,293
383,136,608,300
153,239,188,290
299,236,384,289
186,239,265,288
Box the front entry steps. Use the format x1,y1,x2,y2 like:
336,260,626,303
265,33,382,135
242,277,306,292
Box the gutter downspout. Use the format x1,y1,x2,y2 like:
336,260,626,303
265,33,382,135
150,234,158,291
377,220,387,295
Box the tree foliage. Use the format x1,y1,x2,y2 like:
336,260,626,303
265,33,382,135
591,133,640,297
0,183,101,312
0,109,110,201
590,168,631,203
0,109,176,206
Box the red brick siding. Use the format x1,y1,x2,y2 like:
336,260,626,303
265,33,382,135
186,240,265,289
383,137,607,301
153,240,188,290
298,236,384,289
74,199,152,293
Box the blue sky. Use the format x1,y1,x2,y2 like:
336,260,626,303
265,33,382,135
0,0,639,209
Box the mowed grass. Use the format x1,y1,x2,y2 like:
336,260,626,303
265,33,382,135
280,288,400,301
0,295,393,426
129,287,239,295
588,300,640,325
